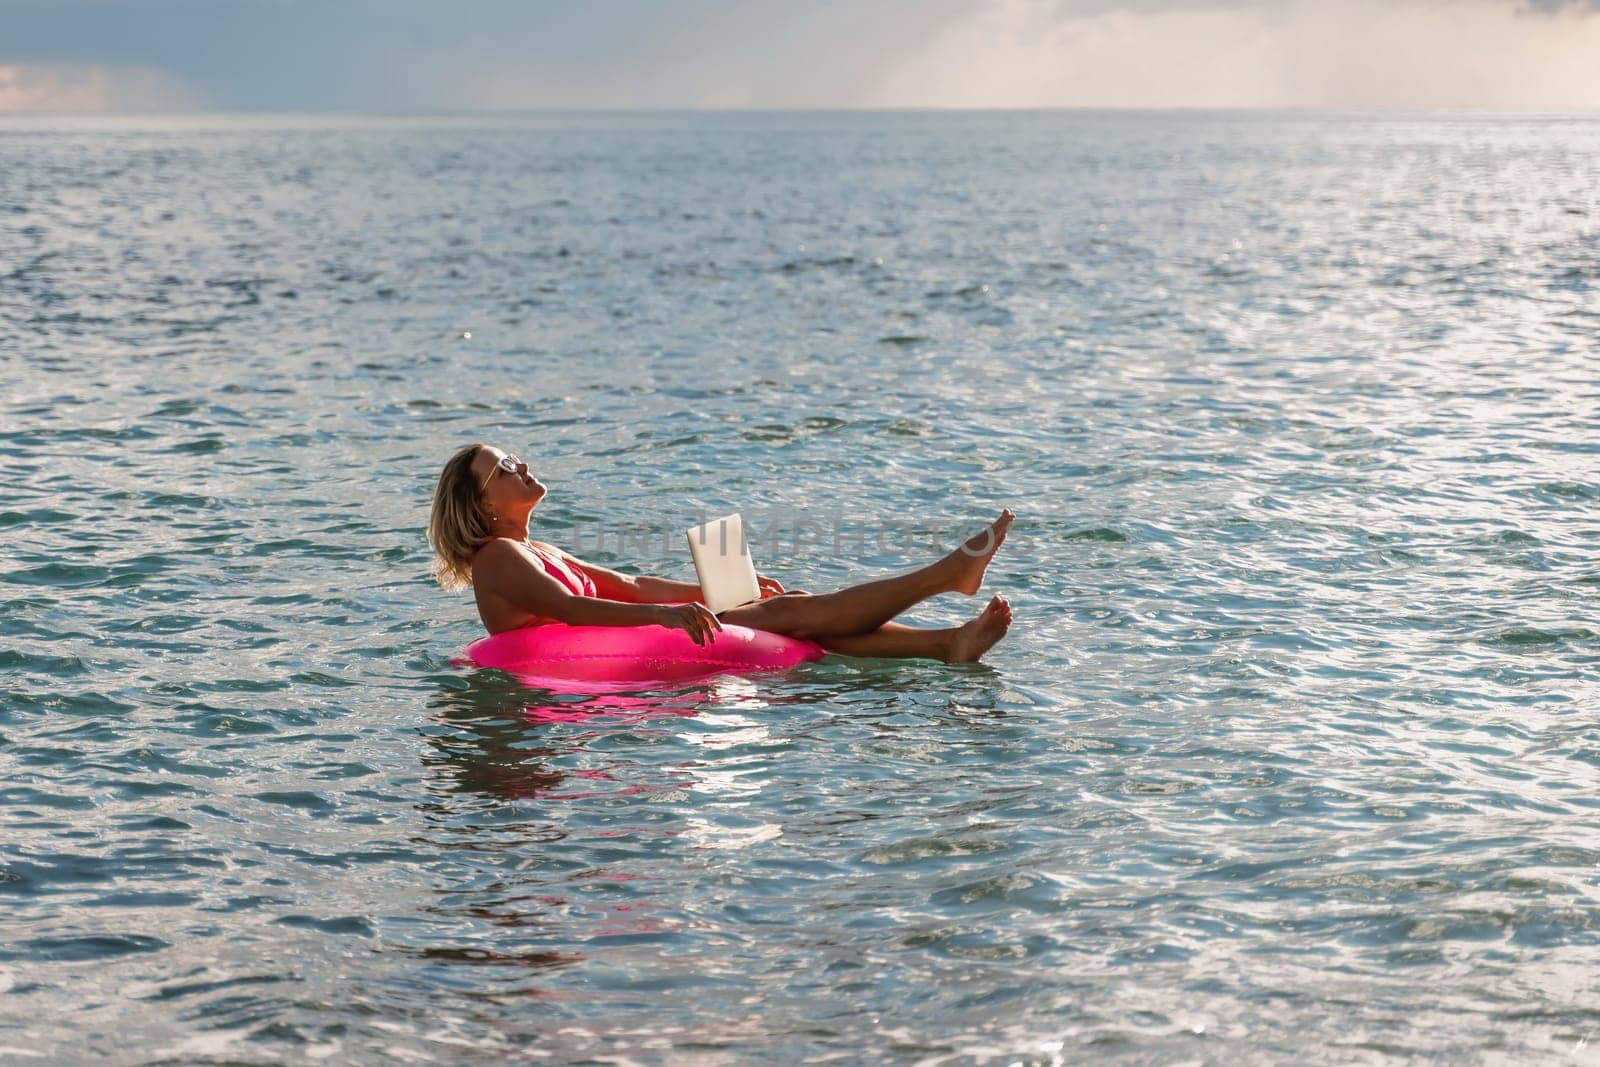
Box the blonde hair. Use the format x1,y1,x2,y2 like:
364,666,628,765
428,442,496,591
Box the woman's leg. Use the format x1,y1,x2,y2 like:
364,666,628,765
717,509,1014,641
813,597,1015,663
814,620,955,661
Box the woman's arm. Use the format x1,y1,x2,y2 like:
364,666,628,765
536,542,705,604
476,540,721,644
478,540,663,626
634,573,791,603
635,575,705,605
539,543,789,605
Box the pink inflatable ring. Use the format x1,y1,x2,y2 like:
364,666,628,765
465,621,827,691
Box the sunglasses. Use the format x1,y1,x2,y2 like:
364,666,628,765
480,452,525,489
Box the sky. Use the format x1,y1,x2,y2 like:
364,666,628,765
2,0,1600,113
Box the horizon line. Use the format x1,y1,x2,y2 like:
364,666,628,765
5,103,1600,120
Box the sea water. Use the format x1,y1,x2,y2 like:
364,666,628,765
2,111,1597,1063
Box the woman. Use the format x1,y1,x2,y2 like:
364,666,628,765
428,443,1014,663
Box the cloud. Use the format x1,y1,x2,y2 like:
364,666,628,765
460,0,979,109
870,0,1600,108
0,0,1597,112
0,61,203,112
0,0,977,111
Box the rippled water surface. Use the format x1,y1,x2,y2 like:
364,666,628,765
2,112,1598,1064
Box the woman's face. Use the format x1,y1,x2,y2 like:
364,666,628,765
470,445,547,520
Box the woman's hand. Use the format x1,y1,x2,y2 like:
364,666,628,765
757,573,786,598
653,602,723,647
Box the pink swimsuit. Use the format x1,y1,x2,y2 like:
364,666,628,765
526,544,597,598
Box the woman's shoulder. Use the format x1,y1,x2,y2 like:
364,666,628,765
471,537,531,566
469,539,535,599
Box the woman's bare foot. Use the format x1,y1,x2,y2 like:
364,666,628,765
948,508,1015,596
945,595,1013,663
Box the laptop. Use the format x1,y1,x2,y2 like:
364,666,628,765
686,513,763,614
